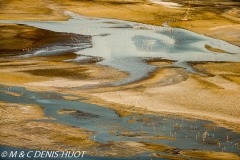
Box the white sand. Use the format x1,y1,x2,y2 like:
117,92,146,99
209,25,240,30
25,78,100,88
92,73,240,131
150,0,182,8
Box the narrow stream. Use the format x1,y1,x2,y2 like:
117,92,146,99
1,11,240,159
0,85,239,159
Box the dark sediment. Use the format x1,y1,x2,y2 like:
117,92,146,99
0,24,92,57
59,109,99,120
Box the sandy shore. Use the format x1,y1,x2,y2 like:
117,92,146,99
0,0,239,46
88,65,240,133
0,101,203,158
0,0,68,21
75,62,240,135
0,25,239,158
1,48,240,134
1,102,239,159
0,24,239,133
57,0,240,46
1,1,240,158
0,101,97,150
0,101,150,157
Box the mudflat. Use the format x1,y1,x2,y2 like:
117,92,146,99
1,0,239,46
1,0,240,159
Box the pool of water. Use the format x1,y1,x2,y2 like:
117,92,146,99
0,85,239,159
0,11,239,85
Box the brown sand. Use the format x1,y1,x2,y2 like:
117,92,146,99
205,44,226,53
0,24,239,133
1,102,202,158
0,24,90,57
1,55,239,133
0,0,68,21
0,91,22,97
0,23,240,158
0,0,239,46
0,101,97,151
65,0,240,46
1,2,240,157
86,62,240,133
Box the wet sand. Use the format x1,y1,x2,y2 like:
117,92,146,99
0,101,97,151
0,0,239,46
1,1,240,159
0,0,68,21
57,0,240,46
0,23,91,57
0,24,127,86
1,49,239,134
78,62,240,134
1,99,240,159
0,24,239,133
0,102,192,158
0,101,150,157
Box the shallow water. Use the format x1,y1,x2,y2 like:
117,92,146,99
0,85,239,159
1,11,240,85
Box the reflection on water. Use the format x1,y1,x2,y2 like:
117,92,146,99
0,85,239,158
0,11,240,85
